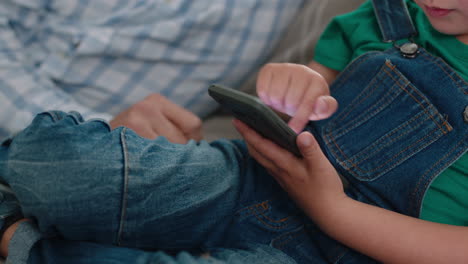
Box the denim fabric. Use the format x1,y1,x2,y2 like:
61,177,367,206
6,221,41,264
371,0,416,41
0,111,303,264
310,48,468,217
3,47,465,264
0,0,466,263
0,181,21,221
28,239,295,264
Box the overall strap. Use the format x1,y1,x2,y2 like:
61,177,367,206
372,0,417,42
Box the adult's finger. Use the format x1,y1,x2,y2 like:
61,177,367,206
288,94,338,133
150,112,189,144
110,112,159,139
157,95,203,141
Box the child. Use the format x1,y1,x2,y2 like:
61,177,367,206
0,0,467,263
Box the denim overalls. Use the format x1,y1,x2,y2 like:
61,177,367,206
0,0,467,263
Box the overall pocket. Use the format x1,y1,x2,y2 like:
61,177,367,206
323,60,452,181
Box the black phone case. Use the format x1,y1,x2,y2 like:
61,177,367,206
208,84,301,157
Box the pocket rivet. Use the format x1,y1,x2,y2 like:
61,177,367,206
464,106,468,123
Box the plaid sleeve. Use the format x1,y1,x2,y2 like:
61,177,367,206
0,0,304,140
0,19,112,140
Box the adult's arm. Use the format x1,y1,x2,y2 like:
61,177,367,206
0,22,113,138
109,94,202,143
0,23,202,143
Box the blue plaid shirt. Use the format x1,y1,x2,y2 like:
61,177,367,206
0,1,304,263
0,0,303,140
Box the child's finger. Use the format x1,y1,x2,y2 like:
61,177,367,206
257,64,274,105
309,96,338,120
266,72,289,110
233,119,296,168
233,120,277,171
283,74,310,116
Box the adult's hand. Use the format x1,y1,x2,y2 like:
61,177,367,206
110,94,203,143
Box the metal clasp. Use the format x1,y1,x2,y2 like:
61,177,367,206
393,38,420,59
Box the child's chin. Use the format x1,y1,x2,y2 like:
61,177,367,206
428,19,468,36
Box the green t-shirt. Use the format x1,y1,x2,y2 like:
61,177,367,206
314,0,468,225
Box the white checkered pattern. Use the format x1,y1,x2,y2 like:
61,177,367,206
0,0,303,139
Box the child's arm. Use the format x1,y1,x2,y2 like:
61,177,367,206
234,123,468,264
315,190,468,264
307,61,340,85
256,62,339,132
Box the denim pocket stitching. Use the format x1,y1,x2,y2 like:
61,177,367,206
329,74,401,138
323,62,451,181
252,204,299,230
338,111,433,169
238,200,300,230
420,51,468,95
336,126,444,179
236,200,269,217
331,65,391,133
383,66,452,134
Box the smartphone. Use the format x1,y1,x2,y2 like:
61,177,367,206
208,84,301,157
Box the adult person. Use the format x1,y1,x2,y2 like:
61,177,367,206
0,0,467,263
0,0,304,141
0,1,305,263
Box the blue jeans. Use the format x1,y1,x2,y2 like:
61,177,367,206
2,2,466,263
28,237,295,264
1,111,316,263
3,47,467,263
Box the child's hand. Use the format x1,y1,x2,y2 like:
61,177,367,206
234,119,346,218
257,63,338,133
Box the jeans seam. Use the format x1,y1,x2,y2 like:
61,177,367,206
383,67,451,133
331,77,399,138
419,51,468,94
332,64,390,130
116,127,129,245
324,61,453,179
237,200,298,230
325,61,450,178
